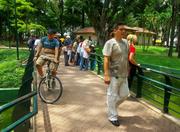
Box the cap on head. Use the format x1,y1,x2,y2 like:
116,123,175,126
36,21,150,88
55,33,61,37
48,29,56,35
91,44,95,47
66,35,70,38
63,33,67,36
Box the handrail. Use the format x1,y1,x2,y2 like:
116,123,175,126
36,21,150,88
141,63,180,75
90,52,103,58
141,66,180,80
137,74,180,92
0,91,36,113
1,92,37,132
135,65,180,115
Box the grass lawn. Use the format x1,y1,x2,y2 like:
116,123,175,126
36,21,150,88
0,48,29,129
135,46,180,70
0,103,14,130
0,49,29,88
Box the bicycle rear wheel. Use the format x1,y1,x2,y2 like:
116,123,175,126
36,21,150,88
38,76,63,104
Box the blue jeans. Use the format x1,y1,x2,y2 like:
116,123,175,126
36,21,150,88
79,55,84,70
90,59,96,70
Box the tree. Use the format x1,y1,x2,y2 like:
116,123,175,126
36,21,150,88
177,1,180,58
0,0,46,44
76,0,132,45
168,0,178,57
64,0,162,45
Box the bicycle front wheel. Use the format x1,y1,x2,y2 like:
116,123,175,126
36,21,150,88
38,76,63,104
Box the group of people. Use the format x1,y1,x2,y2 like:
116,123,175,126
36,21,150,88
32,23,140,127
62,35,96,71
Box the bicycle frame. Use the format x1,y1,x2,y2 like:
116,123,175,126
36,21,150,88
38,57,63,103
45,60,53,88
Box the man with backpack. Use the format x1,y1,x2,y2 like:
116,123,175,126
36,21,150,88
27,35,36,51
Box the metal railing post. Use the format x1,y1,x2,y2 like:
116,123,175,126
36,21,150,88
97,56,102,75
163,75,172,113
136,67,144,98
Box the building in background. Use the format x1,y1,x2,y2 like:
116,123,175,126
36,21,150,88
74,26,156,45
74,27,97,41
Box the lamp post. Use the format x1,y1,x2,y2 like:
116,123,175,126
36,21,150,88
14,0,19,60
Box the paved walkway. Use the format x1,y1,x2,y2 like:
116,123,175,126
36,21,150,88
35,58,180,132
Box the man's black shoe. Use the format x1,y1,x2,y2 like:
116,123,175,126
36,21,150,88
109,120,120,127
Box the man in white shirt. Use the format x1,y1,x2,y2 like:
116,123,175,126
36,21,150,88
103,23,129,126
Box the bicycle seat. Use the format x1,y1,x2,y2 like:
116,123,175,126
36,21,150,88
42,56,54,62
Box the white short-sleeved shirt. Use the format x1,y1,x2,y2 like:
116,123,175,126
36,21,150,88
103,38,129,77
34,39,41,47
82,39,90,59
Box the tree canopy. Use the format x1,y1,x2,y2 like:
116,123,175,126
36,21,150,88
0,0,179,57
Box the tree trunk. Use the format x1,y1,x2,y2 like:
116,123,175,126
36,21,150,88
82,9,85,28
94,21,109,46
168,0,177,57
153,35,157,46
177,1,180,58
178,22,180,58
59,0,64,35
0,15,3,40
96,30,107,46
166,21,171,47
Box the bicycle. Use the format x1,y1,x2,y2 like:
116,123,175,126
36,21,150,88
38,56,63,104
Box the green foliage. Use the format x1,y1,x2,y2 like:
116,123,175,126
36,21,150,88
0,104,14,130
0,0,7,10
137,54,180,69
0,49,29,88
125,13,139,26
142,1,172,31
18,23,46,34
0,0,46,37
136,46,168,54
135,46,180,69
16,0,37,16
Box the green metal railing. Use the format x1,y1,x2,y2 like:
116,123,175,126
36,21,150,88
89,53,103,75
90,53,180,118
0,91,37,132
0,88,19,103
0,50,38,131
135,64,180,117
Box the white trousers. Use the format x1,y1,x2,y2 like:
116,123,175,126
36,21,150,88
107,77,129,121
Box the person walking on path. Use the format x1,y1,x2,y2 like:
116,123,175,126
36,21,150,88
89,44,96,70
80,39,91,70
63,35,72,66
103,23,130,127
75,36,84,66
